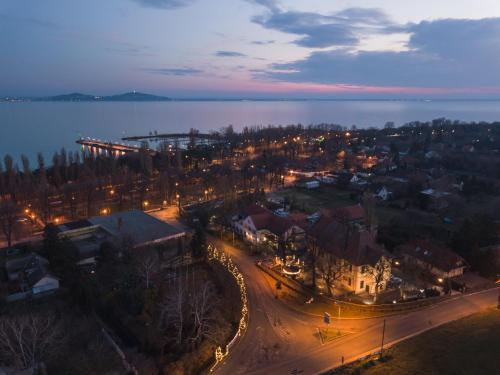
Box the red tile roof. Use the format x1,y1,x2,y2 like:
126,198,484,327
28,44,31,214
309,217,386,266
396,240,466,273
319,204,366,223
244,205,306,236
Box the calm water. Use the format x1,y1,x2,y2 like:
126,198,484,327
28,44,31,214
1,100,500,164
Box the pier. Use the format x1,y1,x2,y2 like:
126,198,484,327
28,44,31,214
76,138,155,157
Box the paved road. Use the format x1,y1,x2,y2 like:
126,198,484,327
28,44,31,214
210,237,499,375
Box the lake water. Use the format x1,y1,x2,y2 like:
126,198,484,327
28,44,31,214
1,100,500,164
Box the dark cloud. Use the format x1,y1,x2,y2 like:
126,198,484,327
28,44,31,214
251,40,275,45
133,0,196,9
142,67,203,76
215,51,247,57
259,18,500,88
249,5,403,48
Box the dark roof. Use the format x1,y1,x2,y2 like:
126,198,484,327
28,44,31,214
5,253,46,274
309,218,386,266
242,203,269,217
89,210,184,245
396,240,467,272
56,219,93,232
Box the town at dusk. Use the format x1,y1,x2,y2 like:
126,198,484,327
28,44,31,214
0,1,499,375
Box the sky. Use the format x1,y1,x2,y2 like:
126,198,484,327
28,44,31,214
2,0,500,98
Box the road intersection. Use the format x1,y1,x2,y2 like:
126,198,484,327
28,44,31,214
210,237,499,375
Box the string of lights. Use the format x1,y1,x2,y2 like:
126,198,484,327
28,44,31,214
208,244,248,372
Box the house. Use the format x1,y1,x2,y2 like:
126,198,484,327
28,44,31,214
323,204,369,229
396,240,467,278
232,204,306,251
420,188,454,211
308,205,391,296
4,253,59,301
296,178,320,189
376,186,393,201
57,210,186,262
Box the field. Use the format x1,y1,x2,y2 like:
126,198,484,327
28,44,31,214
275,186,355,213
326,308,500,375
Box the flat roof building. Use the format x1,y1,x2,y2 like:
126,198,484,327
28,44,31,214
57,210,186,259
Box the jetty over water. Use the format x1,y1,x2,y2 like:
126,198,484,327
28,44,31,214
122,132,224,148
76,138,155,157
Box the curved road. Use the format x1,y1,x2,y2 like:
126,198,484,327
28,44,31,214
210,237,499,375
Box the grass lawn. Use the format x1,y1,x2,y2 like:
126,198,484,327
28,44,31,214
275,186,354,213
326,308,500,375
318,327,349,344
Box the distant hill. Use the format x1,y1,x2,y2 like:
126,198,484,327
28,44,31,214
105,92,171,101
37,92,171,102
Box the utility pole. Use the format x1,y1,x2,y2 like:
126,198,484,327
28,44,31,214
380,319,386,359
337,303,341,335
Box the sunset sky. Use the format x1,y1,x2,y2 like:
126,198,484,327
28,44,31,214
2,0,500,98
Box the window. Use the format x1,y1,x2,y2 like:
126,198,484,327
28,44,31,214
361,265,368,274
360,280,364,289
349,264,353,272
348,277,352,286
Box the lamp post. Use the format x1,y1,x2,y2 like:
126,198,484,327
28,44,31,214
380,319,386,359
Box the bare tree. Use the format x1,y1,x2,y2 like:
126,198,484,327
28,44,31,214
368,257,392,302
137,250,159,289
0,312,66,371
318,253,347,296
190,281,217,347
0,200,20,248
159,270,187,345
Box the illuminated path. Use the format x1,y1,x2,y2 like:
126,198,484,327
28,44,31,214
209,237,499,375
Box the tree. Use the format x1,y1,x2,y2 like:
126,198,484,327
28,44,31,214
0,200,20,248
159,270,187,345
190,281,217,347
137,249,159,289
368,257,391,302
190,226,207,259
317,253,346,296
43,224,79,284
0,312,66,371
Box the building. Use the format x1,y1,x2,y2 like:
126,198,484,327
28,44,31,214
232,204,306,251
4,253,59,301
396,240,467,279
376,186,393,201
308,205,391,296
57,209,186,262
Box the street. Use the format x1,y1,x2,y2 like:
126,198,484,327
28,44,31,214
209,237,499,375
